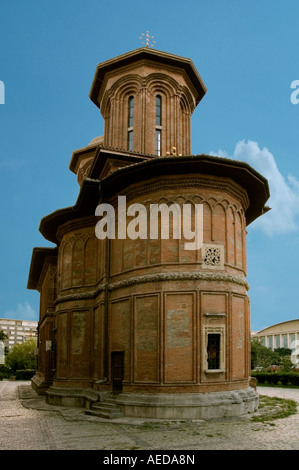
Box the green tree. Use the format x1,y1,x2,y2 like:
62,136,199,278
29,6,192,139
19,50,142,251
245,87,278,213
251,338,278,369
0,330,9,356
5,339,37,373
274,348,293,371
279,355,294,371
274,347,292,357
0,330,7,341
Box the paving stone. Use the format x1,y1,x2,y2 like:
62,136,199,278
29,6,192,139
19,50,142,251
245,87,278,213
1,381,299,451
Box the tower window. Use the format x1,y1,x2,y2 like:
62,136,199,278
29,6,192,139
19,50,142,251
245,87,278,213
207,334,220,369
127,96,134,150
155,95,162,155
155,130,161,155
156,95,161,126
128,130,133,151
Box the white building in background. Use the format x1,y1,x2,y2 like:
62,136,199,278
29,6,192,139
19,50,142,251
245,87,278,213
0,318,38,351
252,319,299,366
0,341,5,364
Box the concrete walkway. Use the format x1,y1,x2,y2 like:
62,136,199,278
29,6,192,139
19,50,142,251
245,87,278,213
0,381,299,450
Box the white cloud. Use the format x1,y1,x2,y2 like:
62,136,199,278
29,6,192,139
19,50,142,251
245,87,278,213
3,302,37,321
210,140,299,236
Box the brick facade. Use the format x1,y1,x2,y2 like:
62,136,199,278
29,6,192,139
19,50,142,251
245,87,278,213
28,47,270,418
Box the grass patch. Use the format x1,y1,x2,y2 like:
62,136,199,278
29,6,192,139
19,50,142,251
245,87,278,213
137,422,161,430
252,395,297,423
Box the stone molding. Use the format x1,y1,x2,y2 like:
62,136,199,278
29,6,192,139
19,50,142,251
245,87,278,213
55,270,249,305
56,216,98,242
107,173,250,212
108,271,249,291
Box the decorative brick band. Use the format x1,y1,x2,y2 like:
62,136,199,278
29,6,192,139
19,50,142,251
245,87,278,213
55,270,249,305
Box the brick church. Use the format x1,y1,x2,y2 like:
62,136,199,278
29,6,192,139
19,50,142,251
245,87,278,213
27,45,270,419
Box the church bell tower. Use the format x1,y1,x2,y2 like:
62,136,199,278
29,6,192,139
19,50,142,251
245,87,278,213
89,47,207,156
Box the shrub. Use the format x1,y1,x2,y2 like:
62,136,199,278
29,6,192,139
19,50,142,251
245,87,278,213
15,369,36,380
268,372,280,384
252,371,299,387
279,373,291,385
289,373,299,386
251,372,266,383
0,364,11,379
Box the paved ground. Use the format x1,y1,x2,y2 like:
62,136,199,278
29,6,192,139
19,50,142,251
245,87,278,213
0,380,299,451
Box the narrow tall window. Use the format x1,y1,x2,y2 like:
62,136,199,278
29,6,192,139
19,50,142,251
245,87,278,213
207,334,220,369
155,95,162,155
127,96,134,151
155,129,161,156
283,334,288,348
156,95,161,126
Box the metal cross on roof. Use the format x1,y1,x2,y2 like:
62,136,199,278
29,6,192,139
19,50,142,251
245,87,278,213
139,31,156,48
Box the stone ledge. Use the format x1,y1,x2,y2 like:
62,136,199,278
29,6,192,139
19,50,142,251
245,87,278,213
46,386,100,409
31,374,53,396
43,385,259,419
113,387,259,419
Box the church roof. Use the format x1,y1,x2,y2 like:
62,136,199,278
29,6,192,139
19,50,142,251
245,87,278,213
89,47,207,109
27,247,57,290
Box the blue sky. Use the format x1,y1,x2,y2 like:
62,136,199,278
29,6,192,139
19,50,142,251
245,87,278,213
0,0,299,331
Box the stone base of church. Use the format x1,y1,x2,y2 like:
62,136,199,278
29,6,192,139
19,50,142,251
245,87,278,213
114,387,259,419
44,384,258,419
45,386,100,409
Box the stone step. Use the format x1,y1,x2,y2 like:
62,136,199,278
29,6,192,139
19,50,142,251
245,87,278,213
91,404,118,412
85,395,123,419
105,398,119,404
85,407,123,419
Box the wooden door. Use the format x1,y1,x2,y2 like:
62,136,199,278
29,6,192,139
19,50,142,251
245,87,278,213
111,351,124,392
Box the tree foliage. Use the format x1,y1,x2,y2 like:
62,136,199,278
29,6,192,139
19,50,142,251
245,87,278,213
274,348,292,357
5,339,37,373
251,338,294,371
0,330,7,341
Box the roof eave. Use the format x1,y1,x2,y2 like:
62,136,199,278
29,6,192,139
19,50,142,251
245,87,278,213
89,47,207,108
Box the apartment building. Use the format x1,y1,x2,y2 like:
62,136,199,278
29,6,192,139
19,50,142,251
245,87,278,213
0,318,38,351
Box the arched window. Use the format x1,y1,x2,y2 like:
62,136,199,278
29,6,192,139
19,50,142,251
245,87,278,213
155,95,162,156
156,95,161,126
127,96,134,151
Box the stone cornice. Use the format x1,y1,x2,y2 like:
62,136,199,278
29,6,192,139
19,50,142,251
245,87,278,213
56,216,98,243
108,271,249,291
54,271,249,305
107,173,250,212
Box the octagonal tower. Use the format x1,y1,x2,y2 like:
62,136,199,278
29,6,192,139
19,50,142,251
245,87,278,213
89,47,206,155
28,47,270,419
